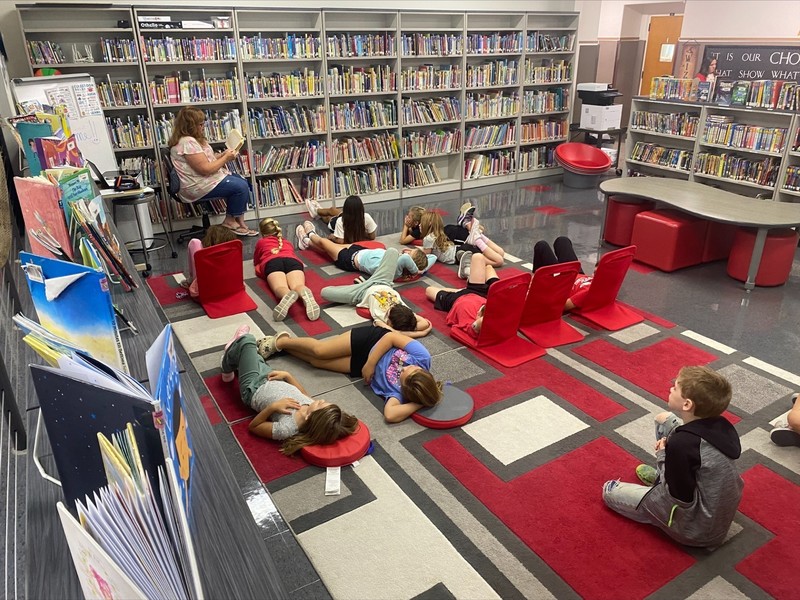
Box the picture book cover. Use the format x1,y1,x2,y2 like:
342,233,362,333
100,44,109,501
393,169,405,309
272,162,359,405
20,251,127,372
730,80,751,106
697,81,712,103
46,167,96,234
14,176,75,261
715,80,734,106
35,134,85,169
16,121,53,176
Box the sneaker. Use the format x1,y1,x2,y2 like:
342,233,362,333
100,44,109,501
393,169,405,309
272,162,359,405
303,220,317,236
792,392,798,405
458,251,472,279
770,424,800,447
464,218,482,246
257,331,290,361
635,464,658,486
305,197,320,219
300,288,320,321
221,325,250,382
296,224,310,250
457,203,476,227
455,249,466,263
273,290,299,322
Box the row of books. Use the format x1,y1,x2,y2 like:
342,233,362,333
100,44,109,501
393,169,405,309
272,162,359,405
466,33,523,54
299,172,330,201
694,152,780,187
333,163,399,196
703,119,788,154
630,110,700,138
520,118,568,142
240,34,322,60
400,33,462,57
327,65,397,95
252,140,329,173
119,155,158,186
326,33,395,58
248,104,327,138
527,32,575,53
99,37,139,63
401,96,461,125
465,59,519,88
650,76,800,111
141,36,237,62
245,69,322,99
255,177,304,207
649,77,698,102
26,40,67,64
464,122,516,149
630,141,693,171
794,128,800,151
105,115,152,149
151,109,241,146
520,145,557,171
784,165,800,191
148,74,239,105
97,79,145,108
400,64,461,91
465,91,519,119
464,150,516,179
332,133,400,164
402,129,462,157
172,195,227,219
523,87,569,114
403,161,443,188
330,99,397,130
524,58,572,84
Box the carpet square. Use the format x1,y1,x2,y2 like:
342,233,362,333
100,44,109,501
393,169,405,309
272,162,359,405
146,272,192,307
205,374,255,423
463,395,589,465
321,264,344,276
686,576,749,600
271,471,352,523
430,349,486,386
231,420,308,483
717,364,793,414
614,413,658,454
739,428,800,476
324,304,369,328
172,313,265,354
609,322,660,344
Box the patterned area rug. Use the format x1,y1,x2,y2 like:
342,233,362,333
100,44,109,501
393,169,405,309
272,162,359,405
152,234,800,600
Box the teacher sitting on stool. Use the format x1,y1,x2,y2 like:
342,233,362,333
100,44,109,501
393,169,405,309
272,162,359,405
168,107,257,237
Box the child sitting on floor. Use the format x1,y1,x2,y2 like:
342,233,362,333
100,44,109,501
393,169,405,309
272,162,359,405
602,366,743,548
220,326,358,454
770,393,800,447
253,217,320,321
423,206,505,275
320,247,432,337
304,194,378,244
256,327,442,423
399,205,425,245
296,220,434,279
182,224,238,298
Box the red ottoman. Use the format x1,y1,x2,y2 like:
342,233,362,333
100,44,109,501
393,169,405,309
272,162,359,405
702,221,738,263
603,195,656,246
631,209,707,272
727,228,798,287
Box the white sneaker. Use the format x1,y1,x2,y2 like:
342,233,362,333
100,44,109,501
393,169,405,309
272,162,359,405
300,288,320,321
458,251,473,279
465,218,482,246
296,225,310,250
305,197,320,219
303,220,318,236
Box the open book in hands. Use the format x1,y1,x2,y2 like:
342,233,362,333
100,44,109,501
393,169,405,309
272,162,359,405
225,128,244,152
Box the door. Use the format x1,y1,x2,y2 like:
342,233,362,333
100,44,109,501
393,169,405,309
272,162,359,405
639,15,684,95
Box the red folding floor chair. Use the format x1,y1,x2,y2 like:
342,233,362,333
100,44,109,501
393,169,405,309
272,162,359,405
519,261,584,347
570,246,643,331
195,240,257,319
450,272,545,367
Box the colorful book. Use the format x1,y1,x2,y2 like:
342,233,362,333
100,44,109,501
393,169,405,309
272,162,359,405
35,134,85,169
730,81,751,106
697,81,712,103
14,176,75,261
15,121,53,176
715,80,734,106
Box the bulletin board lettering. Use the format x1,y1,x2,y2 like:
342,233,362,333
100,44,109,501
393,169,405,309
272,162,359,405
704,45,800,81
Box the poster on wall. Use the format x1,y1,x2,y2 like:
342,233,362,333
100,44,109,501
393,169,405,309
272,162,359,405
700,45,800,82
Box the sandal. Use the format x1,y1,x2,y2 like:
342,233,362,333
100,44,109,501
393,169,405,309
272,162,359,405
222,223,259,237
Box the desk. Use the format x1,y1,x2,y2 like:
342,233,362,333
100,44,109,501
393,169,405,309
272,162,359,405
599,178,800,291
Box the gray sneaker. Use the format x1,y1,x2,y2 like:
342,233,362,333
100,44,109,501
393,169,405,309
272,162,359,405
273,290,299,321
458,251,473,279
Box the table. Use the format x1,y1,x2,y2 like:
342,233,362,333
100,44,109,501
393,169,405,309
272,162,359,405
599,178,800,291
570,124,627,175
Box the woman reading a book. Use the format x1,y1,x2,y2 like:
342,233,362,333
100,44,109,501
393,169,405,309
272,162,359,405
221,326,359,454
168,107,257,236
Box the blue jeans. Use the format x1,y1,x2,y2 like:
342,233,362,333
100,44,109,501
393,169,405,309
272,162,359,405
201,174,251,217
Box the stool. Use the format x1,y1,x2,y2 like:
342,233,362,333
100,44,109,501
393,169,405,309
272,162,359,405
631,209,707,272
702,221,738,263
603,196,656,246
727,228,798,287
110,190,172,278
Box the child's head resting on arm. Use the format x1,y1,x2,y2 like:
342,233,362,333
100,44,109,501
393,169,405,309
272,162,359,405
401,368,443,408
386,304,416,332
280,402,358,456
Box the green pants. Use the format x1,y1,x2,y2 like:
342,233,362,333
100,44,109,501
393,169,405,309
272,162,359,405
321,247,400,305
221,334,272,407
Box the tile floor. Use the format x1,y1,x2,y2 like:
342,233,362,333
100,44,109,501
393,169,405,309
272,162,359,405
144,175,800,597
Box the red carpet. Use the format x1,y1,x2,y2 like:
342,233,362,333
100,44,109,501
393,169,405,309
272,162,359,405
231,420,307,482
146,272,192,306
204,374,255,423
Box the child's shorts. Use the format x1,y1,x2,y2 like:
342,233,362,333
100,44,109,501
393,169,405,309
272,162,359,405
434,277,499,312
262,257,304,276
328,215,340,232
349,325,390,377
334,244,366,272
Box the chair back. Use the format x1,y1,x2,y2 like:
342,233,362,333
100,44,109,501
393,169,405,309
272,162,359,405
521,262,580,327
477,272,532,348
194,240,256,318
160,149,182,201
579,246,635,312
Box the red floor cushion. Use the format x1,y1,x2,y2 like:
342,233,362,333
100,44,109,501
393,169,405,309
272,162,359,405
300,420,371,467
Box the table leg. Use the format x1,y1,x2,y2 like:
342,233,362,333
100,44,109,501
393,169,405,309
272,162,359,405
744,227,768,291
597,192,609,264
132,207,151,277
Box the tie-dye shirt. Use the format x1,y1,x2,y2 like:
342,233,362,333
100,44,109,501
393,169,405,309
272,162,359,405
369,341,431,402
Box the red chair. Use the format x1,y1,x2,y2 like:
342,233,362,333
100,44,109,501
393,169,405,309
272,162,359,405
195,240,257,318
555,143,613,173
571,246,643,331
519,261,584,347
450,272,545,367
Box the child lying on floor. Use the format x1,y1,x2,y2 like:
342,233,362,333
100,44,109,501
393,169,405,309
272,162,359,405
420,210,505,274
533,236,593,311
320,247,431,337
220,326,358,453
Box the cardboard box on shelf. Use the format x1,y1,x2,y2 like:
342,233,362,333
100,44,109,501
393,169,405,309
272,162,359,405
579,104,623,130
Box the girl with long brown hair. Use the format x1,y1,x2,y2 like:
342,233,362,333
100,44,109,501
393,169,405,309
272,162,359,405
168,106,256,236
220,326,358,454
303,194,377,244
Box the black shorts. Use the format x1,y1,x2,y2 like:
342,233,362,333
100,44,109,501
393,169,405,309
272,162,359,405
334,244,366,272
433,277,500,312
349,325,390,377
444,223,469,244
262,257,304,276
328,215,340,232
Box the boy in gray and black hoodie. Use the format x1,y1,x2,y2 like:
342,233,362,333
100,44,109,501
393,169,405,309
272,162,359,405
602,366,744,548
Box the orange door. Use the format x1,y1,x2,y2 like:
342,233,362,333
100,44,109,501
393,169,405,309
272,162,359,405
639,15,684,95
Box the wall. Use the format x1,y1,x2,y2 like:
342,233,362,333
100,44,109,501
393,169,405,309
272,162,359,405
681,0,800,41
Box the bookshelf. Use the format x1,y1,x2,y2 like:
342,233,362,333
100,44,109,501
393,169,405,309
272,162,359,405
626,96,800,201
18,6,581,229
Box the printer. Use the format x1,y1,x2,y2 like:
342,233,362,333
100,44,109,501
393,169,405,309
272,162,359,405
577,83,623,130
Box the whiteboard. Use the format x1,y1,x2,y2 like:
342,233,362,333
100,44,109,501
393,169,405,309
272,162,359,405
11,74,118,174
